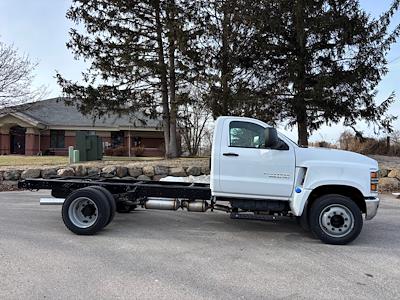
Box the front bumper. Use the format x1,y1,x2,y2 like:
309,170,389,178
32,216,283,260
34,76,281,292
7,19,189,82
365,197,380,220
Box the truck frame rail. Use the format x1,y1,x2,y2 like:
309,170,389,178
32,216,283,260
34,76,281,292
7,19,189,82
18,177,211,200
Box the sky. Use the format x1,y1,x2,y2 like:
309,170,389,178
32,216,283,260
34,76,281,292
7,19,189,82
0,0,399,143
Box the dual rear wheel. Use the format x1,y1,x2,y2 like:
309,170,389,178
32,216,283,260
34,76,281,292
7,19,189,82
61,186,116,235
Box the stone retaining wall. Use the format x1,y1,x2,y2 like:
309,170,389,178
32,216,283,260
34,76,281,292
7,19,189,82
378,168,400,192
0,164,210,191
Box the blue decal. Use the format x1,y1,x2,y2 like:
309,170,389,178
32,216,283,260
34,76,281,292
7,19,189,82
295,187,302,193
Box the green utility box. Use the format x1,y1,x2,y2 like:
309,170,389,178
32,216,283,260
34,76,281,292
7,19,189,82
75,132,103,161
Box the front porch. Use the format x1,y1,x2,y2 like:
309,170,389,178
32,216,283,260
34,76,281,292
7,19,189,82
0,113,44,155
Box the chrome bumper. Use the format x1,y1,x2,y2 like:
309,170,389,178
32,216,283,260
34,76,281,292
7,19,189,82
365,197,380,220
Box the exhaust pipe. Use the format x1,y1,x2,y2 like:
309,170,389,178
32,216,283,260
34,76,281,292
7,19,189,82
144,198,181,210
182,200,209,212
40,198,65,205
144,198,209,212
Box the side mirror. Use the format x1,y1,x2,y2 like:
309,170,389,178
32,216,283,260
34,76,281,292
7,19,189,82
264,127,278,148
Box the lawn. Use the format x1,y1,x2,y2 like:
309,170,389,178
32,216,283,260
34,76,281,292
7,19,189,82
0,155,68,167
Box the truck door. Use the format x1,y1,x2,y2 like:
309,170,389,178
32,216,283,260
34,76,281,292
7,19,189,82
217,120,295,199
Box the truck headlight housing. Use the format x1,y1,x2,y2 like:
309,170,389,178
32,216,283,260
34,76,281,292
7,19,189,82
370,171,378,192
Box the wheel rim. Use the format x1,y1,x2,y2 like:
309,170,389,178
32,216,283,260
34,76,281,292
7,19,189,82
68,197,98,228
319,204,354,238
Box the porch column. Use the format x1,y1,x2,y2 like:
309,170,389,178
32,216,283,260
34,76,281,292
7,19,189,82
25,127,39,155
0,127,10,155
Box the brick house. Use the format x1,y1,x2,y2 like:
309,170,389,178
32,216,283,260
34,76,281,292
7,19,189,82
0,98,165,156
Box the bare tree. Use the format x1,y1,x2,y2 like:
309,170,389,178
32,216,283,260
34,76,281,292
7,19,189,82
179,103,212,156
0,41,45,110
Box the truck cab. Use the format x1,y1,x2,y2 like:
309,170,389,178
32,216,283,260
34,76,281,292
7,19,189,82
211,116,380,244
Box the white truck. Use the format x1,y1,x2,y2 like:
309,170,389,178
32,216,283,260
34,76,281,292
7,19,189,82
19,116,380,245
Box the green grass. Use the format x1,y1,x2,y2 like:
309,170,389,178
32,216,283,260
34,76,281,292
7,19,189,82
0,155,68,167
102,156,164,161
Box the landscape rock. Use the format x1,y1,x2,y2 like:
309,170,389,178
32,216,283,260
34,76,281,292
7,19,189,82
120,176,136,181
379,177,400,192
1,180,18,190
3,170,21,181
169,167,186,177
102,166,117,178
201,166,210,175
87,167,100,176
154,165,169,175
21,168,41,179
186,166,201,176
143,166,155,177
116,166,128,178
153,175,167,181
57,167,75,177
387,169,400,180
128,166,142,177
74,165,87,177
41,168,57,179
137,174,151,181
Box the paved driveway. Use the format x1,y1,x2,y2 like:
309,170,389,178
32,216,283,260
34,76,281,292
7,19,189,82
0,191,399,299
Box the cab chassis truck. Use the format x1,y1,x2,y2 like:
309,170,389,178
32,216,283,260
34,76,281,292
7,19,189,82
18,117,380,245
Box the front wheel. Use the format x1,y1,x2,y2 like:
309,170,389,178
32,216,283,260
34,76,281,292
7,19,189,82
309,194,363,245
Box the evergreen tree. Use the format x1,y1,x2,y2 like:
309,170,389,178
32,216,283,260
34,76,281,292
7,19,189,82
57,0,198,157
192,0,281,124
247,0,400,146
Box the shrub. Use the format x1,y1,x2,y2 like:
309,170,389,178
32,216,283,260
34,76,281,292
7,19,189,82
338,131,400,156
104,146,128,156
131,146,145,157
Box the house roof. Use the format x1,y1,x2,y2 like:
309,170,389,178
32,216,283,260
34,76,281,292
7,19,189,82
2,98,162,131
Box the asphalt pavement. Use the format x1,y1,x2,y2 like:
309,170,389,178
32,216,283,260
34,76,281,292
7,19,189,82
0,191,399,299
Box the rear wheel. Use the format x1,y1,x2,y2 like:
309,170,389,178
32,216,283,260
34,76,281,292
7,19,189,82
62,187,111,235
309,194,363,245
87,186,116,226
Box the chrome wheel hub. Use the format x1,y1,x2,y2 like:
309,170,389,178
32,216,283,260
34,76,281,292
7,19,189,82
319,204,354,238
68,197,98,228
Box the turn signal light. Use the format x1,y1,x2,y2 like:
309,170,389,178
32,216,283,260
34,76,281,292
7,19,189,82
370,172,379,192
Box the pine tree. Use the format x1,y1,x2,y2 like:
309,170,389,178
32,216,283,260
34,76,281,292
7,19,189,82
190,0,280,124
57,0,198,157
247,0,400,146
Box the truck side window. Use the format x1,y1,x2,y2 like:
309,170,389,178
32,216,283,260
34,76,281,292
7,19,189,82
229,121,265,148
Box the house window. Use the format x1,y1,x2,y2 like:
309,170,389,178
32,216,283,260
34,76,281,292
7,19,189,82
132,136,142,147
50,130,65,148
111,131,124,147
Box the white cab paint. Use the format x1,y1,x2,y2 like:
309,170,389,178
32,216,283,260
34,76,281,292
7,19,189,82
214,117,295,199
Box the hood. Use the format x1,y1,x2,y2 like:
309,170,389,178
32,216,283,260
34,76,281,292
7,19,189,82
295,147,378,169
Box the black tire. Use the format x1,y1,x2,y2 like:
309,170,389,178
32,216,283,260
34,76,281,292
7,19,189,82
309,194,363,245
62,187,111,235
87,186,116,226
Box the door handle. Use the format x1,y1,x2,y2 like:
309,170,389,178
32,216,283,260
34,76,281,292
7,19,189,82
223,152,239,157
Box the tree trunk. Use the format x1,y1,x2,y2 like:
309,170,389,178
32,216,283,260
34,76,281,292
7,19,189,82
154,1,171,157
294,0,308,147
167,0,178,158
220,2,230,116
297,119,308,147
